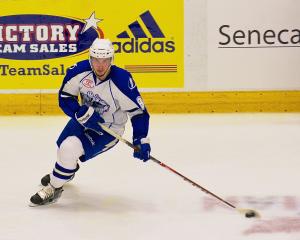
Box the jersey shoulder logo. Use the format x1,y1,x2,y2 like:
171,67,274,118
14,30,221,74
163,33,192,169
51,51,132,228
128,77,136,90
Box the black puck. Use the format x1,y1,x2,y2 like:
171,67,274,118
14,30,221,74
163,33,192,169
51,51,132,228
245,211,256,218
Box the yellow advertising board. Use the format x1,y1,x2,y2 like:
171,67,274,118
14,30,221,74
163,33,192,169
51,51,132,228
0,0,183,89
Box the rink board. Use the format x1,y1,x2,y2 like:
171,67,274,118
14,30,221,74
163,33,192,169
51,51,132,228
0,91,299,115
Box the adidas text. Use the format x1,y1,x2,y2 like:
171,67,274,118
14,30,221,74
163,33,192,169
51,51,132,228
113,38,175,53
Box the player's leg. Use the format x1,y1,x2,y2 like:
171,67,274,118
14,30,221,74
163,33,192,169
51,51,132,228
44,128,119,190
30,138,84,206
40,119,84,186
50,136,84,187
77,128,119,162
30,120,85,206
30,121,118,206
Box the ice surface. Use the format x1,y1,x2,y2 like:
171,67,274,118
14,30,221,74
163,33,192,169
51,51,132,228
0,114,299,240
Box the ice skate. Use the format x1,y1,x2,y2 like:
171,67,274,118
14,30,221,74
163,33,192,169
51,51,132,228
29,184,63,207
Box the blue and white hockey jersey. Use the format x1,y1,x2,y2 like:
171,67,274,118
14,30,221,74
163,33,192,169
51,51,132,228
58,60,149,140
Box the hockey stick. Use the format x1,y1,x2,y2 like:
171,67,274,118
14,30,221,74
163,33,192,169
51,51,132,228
99,123,260,218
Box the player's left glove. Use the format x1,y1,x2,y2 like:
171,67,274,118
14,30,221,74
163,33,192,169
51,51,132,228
133,137,151,162
75,105,104,133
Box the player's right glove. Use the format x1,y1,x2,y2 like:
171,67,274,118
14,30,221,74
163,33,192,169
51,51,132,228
133,137,151,162
75,105,104,133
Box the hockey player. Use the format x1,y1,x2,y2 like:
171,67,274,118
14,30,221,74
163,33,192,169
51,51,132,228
30,38,151,206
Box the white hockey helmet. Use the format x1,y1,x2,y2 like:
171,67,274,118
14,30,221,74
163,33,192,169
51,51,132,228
89,38,114,59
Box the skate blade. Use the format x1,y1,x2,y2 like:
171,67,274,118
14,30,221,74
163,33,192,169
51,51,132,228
28,198,59,207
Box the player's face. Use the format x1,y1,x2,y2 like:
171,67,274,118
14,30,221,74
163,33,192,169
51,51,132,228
91,57,111,79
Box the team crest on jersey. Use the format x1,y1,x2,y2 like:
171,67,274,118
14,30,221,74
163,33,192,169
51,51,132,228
128,77,136,90
82,79,95,88
0,12,104,60
83,91,110,114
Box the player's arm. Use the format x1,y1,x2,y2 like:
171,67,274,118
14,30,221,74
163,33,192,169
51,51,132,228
112,73,151,161
130,109,151,162
59,66,104,132
129,103,150,145
58,66,81,118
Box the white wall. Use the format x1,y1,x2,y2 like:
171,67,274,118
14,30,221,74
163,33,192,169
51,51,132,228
183,0,300,91
184,0,207,91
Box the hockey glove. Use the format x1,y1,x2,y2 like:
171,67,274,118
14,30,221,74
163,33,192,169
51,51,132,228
133,137,151,162
75,105,104,133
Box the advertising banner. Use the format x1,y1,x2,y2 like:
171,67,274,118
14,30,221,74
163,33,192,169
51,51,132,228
0,0,183,89
208,0,300,90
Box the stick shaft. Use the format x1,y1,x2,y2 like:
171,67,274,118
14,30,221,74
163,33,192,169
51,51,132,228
100,124,236,209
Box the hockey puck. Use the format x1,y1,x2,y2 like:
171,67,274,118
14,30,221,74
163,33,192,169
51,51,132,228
245,210,256,218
